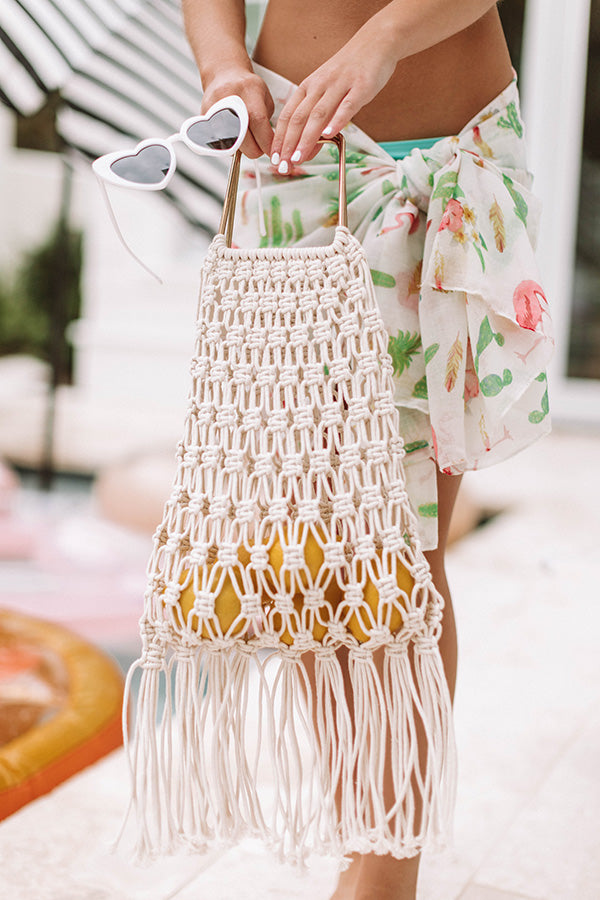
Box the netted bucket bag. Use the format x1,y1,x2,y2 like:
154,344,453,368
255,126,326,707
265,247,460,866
120,136,457,866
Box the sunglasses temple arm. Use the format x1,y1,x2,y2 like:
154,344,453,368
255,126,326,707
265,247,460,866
95,175,164,285
253,158,266,238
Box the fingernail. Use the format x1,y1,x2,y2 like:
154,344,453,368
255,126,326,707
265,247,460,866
291,150,301,163
271,151,280,166
322,126,333,135
278,160,289,174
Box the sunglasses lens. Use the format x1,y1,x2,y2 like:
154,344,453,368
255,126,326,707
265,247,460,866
109,144,172,184
187,109,241,151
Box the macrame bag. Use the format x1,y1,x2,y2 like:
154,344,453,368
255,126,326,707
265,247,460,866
120,136,457,865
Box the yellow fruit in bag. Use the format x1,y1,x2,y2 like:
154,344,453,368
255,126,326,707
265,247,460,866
268,526,342,644
346,554,414,644
172,544,253,637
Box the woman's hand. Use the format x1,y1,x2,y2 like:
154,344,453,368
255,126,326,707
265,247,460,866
201,67,275,159
269,32,398,173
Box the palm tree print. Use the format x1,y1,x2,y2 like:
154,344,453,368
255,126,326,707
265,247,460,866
388,330,422,377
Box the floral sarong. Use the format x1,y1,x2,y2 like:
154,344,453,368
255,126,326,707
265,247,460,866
234,63,554,549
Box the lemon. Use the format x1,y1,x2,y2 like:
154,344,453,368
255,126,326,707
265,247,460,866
268,525,325,589
346,554,414,643
171,544,252,637
274,594,330,646
268,525,342,644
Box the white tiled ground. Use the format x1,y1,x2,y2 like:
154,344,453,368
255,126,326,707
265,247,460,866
0,427,599,900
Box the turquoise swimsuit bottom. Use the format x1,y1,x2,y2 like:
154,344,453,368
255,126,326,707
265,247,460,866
378,136,446,159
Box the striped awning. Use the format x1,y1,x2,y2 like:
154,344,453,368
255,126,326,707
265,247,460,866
0,0,227,232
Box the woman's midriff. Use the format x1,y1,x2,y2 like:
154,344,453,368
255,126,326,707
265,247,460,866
253,2,514,141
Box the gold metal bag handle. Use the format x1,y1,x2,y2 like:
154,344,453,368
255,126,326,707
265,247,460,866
218,133,348,247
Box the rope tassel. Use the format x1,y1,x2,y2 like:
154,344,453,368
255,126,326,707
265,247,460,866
118,224,457,865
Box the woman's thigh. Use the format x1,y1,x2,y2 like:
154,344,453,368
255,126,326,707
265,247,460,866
426,470,463,563
423,469,463,701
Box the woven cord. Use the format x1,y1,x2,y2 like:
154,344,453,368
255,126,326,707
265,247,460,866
120,225,457,864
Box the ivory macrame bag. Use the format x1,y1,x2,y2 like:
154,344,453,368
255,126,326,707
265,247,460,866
120,136,457,865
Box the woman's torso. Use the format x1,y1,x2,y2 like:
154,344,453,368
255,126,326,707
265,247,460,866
253,0,513,141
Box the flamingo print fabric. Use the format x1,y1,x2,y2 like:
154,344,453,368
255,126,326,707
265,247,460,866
236,64,554,549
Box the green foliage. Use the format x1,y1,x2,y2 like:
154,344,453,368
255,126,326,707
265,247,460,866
0,274,46,357
0,220,83,384
388,329,422,376
424,343,440,365
411,374,428,398
502,173,528,227
497,102,524,139
474,315,504,372
260,197,304,247
403,439,430,454
474,242,486,272
370,269,396,289
528,372,550,423
431,171,465,204
479,368,513,397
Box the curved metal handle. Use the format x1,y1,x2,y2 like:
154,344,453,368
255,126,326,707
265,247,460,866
218,133,347,247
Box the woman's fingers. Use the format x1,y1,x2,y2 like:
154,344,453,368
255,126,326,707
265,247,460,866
292,91,357,161
271,78,361,171
240,132,265,159
315,94,358,144
201,70,275,160
246,106,276,158
270,35,397,172
269,85,313,171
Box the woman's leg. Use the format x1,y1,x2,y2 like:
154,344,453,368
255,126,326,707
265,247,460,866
329,470,462,900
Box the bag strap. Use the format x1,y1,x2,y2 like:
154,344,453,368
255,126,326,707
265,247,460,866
218,133,348,247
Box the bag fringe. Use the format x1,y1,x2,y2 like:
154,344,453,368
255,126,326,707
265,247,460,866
118,636,456,865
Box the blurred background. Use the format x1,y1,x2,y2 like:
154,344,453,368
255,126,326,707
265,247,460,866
0,2,599,899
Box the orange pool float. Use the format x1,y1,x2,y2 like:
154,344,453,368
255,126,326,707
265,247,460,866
0,609,124,820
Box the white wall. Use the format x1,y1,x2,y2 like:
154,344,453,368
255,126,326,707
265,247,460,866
0,104,67,270
521,0,600,423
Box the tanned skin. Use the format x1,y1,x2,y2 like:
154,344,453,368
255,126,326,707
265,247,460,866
182,1,512,161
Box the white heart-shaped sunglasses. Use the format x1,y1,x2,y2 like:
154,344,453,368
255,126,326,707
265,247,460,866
92,95,264,280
